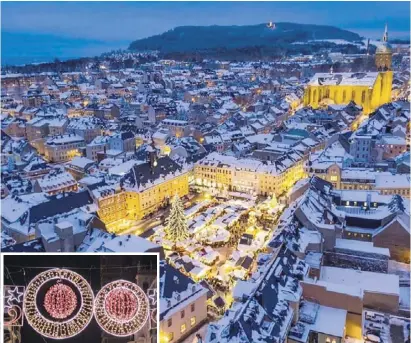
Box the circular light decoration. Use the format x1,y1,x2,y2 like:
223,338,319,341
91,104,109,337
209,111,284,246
105,287,138,322
94,280,149,337
23,268,94,340
44,283,78,319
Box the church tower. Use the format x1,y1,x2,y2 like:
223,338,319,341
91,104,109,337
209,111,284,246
375,23,392,71
374,24,393,106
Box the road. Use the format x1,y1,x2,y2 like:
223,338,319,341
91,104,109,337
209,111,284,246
131,192,207,238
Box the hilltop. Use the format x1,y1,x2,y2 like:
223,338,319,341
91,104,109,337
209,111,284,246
128,22,363,59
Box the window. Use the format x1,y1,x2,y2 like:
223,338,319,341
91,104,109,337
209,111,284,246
351,90,355,100
330,176,338,181
362,90,366,103
168,318,172,327
191,303,195,312
190,316,196,326
181,310,185,319
343,90,346,102
181,324,186,334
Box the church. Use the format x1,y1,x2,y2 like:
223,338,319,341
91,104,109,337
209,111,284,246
303,25,393,115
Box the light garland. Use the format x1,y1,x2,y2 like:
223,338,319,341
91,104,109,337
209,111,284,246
148,288,158,325
94,280,149,337
3,286,25,327
44,283,78,319
23,268,94,340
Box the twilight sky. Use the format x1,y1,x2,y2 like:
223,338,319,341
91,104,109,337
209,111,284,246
1,1,410,65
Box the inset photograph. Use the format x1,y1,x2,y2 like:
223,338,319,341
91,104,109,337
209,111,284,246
2,253,158,343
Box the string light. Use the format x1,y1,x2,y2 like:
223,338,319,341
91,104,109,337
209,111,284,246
44,283,78,319
105,287,138,322
23,268,94,340
94,280,150,337
3,286,25,327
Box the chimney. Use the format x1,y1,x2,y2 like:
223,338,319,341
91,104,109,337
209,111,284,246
54,221,74,252
366,192,372,209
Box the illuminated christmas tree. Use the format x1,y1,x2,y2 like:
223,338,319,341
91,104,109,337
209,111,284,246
268,194,278,208
165,195,189,244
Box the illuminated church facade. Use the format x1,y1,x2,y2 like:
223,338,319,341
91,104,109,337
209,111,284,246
303,25,393,115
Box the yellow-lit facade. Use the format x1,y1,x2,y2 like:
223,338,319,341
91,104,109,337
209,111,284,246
97,191,128,224
309,165,410,198
98,174,189,232
44,142,83,162
98,172,189,230
303,72,392,115
194,158,306,197
125,173,189,220
303,26,393,115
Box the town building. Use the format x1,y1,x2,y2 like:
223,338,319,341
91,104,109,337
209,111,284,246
303,26,393,114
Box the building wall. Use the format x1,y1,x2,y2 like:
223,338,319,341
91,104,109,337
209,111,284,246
363,291,399,313
301,282,363,315
125,173,189,221
4,122,26,138
86,143,108,161
97,192,128,225
194,159,305,197
346,313,362,339
377,142,407,161
372,219,411,263
160,293,208,343
44,141,84,162
2,222,34,244
375,186,410,198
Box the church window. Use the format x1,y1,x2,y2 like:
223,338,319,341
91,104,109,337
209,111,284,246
361,91,366,103
313,90,317,103
319,89,322,101
343,90,346,102
351,90,355,101
326,89,330,98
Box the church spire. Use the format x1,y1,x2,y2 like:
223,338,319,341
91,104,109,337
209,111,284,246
383,23,388,43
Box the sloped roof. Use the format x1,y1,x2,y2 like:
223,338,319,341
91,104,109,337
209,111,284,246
29,191,93,224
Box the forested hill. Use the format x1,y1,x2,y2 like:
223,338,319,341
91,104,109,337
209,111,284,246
128,22,363,59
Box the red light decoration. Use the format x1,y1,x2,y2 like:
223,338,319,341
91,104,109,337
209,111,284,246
94,280,149,337
105,287,138,322
44,283,77,319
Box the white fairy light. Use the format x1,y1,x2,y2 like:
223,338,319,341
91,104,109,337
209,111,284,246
23,268,94,340
3,285,25,327
94,280,150,337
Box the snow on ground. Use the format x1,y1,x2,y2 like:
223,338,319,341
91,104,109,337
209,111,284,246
292,39,364,47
